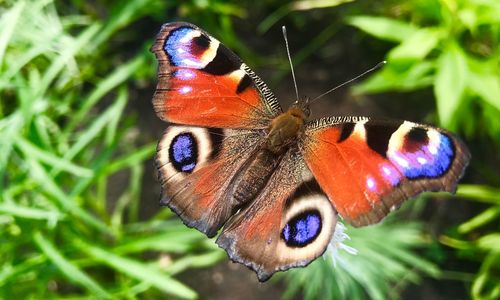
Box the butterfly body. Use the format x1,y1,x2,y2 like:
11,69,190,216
231,105,309,203
151,22,470,281
267,105,308,153
231,147,281,205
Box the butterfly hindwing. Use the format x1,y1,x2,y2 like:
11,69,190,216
300,117,471,226
151,22,282,129
156,125,265,237
216,147,337,281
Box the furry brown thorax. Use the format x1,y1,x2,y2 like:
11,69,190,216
266,104,309,154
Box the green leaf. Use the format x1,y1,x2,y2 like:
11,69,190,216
28,159,112,234
347,16,419,42
15,137,93,177
354,61,434,94
258,0,352,33
0,255,46,285
477,233,500,251
60,92,128,165
0,203,63,224
90,0,156,50
104,143,156,175
456,184,500,205
468,71,500,112
80,241,197,299
165,252,225,276
433,45,467,128
0,113,23,190
113,231,203,254
0,1,25,70
104,87,128,145
38,23,100,97
33,232,111,298
388,28,442,60
472,252,500,300
64,56,145,137
291,0,354,11
458,207,500,234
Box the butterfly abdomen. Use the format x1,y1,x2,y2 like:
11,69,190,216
232,148,282,205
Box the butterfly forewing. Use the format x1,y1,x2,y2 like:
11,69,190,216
300,117,470,226
151,22,282,129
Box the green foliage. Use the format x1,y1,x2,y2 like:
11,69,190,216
258,0,354,33
1,0,498,299
0,0,223,298
349,0,500,136
442,185,500,300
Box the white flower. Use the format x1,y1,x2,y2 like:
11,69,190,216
325,222,358,267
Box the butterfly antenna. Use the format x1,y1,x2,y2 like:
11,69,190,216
282,26,300,102
310,60,387,104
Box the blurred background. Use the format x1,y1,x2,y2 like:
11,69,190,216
1,0,499,299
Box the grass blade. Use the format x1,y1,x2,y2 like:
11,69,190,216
33,231,111,298
0,1,25,70
28,159,112,234
63,56,145,137
15,137,93,177
80,240,197,299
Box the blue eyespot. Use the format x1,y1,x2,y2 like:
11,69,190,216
169,133,197,173
164,27,210,68
392,133,454,179
282,210,322,247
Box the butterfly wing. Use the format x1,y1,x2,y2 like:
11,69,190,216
156,125,266,237
151,22,281,128
300,117,470,226
216,146,337,282
152,22,284,237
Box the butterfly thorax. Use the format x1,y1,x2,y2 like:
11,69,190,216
266,106,307,154
232,107,307,204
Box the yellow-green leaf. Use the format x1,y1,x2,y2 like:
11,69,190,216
434,45,467,128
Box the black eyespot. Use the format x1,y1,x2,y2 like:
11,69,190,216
282,210,322,247
403,127,429,153
407,127,428,143
193,34,210,49
169,133,198,173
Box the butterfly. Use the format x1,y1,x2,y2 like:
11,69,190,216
150,22,470,282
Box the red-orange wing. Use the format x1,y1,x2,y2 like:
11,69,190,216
151,22,281,129
300,117,470,226
156,125,264,237
216,147,337,282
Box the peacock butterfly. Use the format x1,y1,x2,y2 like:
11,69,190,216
150,22,470,282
